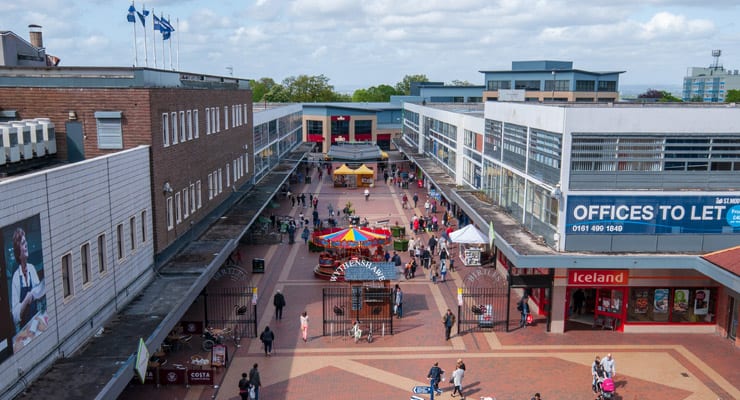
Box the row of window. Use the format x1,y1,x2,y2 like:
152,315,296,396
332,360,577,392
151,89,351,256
162,104,248,147
486,79,618,92
61,211,148,300
166,181,203,230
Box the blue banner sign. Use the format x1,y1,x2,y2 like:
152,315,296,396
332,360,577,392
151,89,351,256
412,386,432,394
566,195,740,234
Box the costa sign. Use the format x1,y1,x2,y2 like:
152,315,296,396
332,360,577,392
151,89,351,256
568,270,628,286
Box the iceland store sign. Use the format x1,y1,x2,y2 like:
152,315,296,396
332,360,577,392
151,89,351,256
566,195,740,235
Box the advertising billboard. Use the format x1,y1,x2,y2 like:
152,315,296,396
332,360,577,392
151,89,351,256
1,215,49,363
565,195,740,235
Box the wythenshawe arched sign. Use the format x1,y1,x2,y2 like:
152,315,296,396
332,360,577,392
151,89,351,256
330,259,391,282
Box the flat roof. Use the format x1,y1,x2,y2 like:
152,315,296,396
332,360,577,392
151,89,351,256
479,69,625,75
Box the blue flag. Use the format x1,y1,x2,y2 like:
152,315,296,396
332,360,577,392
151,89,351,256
137,9,149,27
127,4,136,23
161,16,175,33
153,14,161,31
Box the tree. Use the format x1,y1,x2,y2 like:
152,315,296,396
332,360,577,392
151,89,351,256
395,74,429,95
250,77,276,102
260,74,349,102
637,89,662,99
352,84,399,102
263,84,290,102
637,89,682,102
726,89,740,103
450,80,475,86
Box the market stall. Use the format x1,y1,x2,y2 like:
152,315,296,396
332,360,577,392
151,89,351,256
449,224,489,266
332,164,356,188
354,164,375,187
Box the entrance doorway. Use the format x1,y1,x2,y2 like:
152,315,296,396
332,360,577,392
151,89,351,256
728,296,738,341
566,287,626,332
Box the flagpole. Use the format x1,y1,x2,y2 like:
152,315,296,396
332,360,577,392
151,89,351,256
168,14,173,70
142,4,148,67
162,15,166,70
132,1,138,67
152,8,157,68
176,17,180,71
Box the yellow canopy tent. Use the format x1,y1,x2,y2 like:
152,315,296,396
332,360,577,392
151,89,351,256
354,164,375,187
333,164,356,187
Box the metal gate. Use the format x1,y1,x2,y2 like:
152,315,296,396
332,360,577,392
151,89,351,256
322,286,394,337
203,286,258,339
458,269,510,332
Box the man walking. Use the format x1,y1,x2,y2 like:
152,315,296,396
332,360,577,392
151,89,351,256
273,290,286,320
394,284,403,319
443,309,456,340
259,326,275,356
601,353,616,378
518,295,530,328
238,372,250,400
248,363,261,400
426,362,444,395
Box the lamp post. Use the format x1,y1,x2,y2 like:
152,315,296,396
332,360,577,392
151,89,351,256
551,70,556,101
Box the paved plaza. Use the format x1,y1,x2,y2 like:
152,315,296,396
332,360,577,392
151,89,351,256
120,163,739,400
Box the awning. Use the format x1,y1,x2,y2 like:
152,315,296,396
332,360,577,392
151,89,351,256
354,133,372,141
307,134,324,142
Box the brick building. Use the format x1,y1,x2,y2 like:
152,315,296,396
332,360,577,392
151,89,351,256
0,67,253,258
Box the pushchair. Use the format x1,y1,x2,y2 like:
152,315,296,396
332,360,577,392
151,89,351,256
596,376,615,400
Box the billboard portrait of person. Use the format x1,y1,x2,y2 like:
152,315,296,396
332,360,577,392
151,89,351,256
11,227,41,329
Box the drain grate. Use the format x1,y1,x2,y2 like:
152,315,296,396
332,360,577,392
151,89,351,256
681,372,690,377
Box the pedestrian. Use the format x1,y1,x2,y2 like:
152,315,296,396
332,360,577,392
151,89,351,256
456,358,466,371
402,193,408,209
273,290,286,320
328,203,334,217
413,193,419,208
518,295,530,328
428,235,437,255
424,199,431,215
408,236,416,258
431,259,439,283
300,311,309,342
290,194,295,207
426,362,444,395
259,326,275,356
450,362,465,398
394,284,403,318
249,363,261,400
312,196,318,209
301,226,310,244
443,309,456,340
592,356,606,395
439,259,447,282
421,246,431,269
573,288,585,315
391,251,402,268
287,221,296,244
270,213,276,230
238,372,250,400
384,250,391,262
601,353,616,378
300,193,306,207
364,187,370,201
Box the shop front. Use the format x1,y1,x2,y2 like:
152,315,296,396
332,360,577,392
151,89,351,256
563,269,719,333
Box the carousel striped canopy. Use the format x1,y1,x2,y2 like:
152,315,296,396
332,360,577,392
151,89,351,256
315,227,391,248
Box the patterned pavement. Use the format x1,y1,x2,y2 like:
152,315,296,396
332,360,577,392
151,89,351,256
121,163,739,400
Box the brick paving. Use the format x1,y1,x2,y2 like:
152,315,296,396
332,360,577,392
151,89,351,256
120,161,738,400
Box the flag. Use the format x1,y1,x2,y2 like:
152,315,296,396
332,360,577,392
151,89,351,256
153,13,161,31
137,9,149,27
127,4,136,23
162,30,171,40
488,221,495,248
161,16,175,33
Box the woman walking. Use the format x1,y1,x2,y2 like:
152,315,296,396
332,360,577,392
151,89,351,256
300,311,309,342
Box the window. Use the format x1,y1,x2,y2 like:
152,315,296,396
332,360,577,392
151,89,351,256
183,188,189,219
307,120,323,135
162,113,170,147
627,287,717,324
193,110,199,138
208,173,214,200
171,112,178,144
244,153,249,173
129,216,136,250
141,210,147,243
62,253,73,299
175,192,182,223
179,111,186,142
514,80,541,91
243,104,249,126
233,159,238,181
81,243,91,285
487,80,511,90
216,107,221,132
187,110,193,140
95,111,123,149
166,196,174,230
544,80,569,91
598,81,617,92
206,107,211,134
116,223,124,259
576,80,595,91
224,106,229,130
226,163,230,187
218,168,223,193
196,180,202,208
190,183,196,213
97,234,107,273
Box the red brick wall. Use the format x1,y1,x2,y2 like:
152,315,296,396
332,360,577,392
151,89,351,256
0,86,254,255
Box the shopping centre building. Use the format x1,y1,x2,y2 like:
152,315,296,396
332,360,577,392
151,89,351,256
398,100,740,340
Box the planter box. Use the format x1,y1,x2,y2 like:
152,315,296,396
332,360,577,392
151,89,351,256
390,226,406,238
393,239,409,251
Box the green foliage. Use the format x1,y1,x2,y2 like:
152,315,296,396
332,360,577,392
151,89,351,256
657,91,682,102
249,77,276,102
352,84,399,102
395,74,430,95
450,80,475,86
725,89,740,103
637,88,682,102
690,95,704,102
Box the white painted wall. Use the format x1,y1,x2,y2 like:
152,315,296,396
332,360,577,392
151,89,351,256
0,146,154,397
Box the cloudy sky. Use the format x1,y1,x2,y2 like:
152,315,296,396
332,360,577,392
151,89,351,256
2,0,738,92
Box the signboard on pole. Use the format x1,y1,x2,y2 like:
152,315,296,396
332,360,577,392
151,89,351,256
134,338,149,384
412,385,432,394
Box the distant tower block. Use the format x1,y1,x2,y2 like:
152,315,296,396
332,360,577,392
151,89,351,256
711,49,722,70
28,24,43,49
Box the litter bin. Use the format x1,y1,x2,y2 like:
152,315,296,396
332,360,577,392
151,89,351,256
305,176,312,184
252,258,265,274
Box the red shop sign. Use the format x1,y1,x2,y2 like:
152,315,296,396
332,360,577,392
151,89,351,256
159,368,186,385
188,369,214,385
568,269,628,286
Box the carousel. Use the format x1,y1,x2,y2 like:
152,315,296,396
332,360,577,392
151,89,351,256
312,226,393,280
